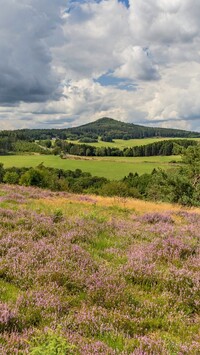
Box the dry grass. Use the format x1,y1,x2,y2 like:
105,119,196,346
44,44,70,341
36,193,200,215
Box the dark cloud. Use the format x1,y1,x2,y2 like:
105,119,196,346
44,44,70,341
41,117,75,125
0,0,65,104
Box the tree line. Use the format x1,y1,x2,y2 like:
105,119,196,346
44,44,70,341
0,135,198,158
55,139,197,157
0,117,199,143
0,138,49,155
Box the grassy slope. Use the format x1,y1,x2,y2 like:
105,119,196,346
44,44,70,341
0,185,200,354
0,155,181,179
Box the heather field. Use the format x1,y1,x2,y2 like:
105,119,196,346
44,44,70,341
0,185,200,354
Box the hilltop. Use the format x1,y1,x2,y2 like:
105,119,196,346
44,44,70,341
67,117,200,140
0,117,200,141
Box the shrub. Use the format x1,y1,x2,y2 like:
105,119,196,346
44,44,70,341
100,181,129,197
52,209,64,223
3,171,19,184
29,329,76,355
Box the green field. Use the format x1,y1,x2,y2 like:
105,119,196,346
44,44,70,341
68,137,200,149
0,155,182,180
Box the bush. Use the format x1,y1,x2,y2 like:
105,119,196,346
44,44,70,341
19,168,47,188
3,171,19,184
52,209,64,223
29,329,76,355
100,181,130,197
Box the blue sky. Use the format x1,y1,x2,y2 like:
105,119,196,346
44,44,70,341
0,0,200,131
95,72,137,91
119,0,129,8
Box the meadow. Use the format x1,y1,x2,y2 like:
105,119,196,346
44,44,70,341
0,155,181,180
67,137,200,149
0,184,200,354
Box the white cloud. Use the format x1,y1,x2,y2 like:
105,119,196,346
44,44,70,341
55,0,130,79
129,0,200,45
114,46,160,81
0,0,200,131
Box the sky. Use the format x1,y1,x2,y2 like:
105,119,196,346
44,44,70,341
1,0,200,131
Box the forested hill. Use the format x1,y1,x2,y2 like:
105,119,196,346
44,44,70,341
0,117,200,141
68,117,200,140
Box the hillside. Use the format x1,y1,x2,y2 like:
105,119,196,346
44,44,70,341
0,184,200,354
0,117,200,141
67,117,200,140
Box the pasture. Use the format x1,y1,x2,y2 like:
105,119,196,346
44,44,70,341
0,154,182,179
67,137,200,149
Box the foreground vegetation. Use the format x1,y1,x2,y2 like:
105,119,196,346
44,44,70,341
0,184,199,354
0,120,199,354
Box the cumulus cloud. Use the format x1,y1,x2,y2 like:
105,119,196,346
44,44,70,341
114,46,160,81
56,0,130,79
144,62,200,122
129,0,200,45
0,0,200,131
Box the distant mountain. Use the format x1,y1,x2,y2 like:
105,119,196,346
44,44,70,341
67,117,200,140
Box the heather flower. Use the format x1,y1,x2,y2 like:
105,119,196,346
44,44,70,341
0,302,17,332
0,184,199,353
140,212,174,224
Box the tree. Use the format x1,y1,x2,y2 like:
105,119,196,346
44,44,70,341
44,140,52,148
19,168,47,187
86,148,92,156
182,145,200,180
0,163,4,182
124,148,133,157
